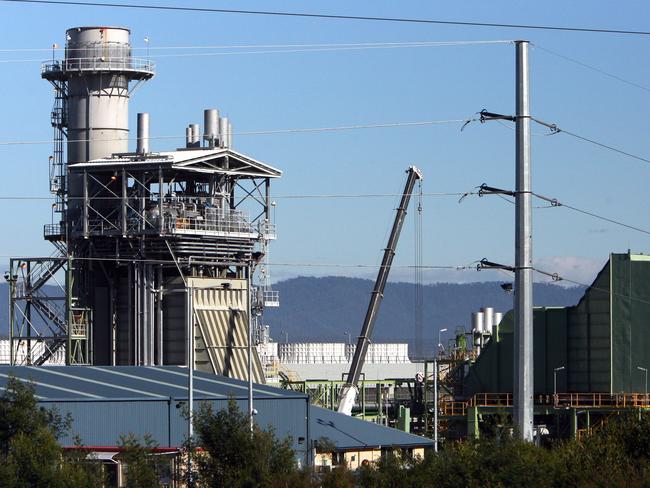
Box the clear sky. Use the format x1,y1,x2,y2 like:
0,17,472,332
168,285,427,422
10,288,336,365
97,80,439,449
1,1,649,287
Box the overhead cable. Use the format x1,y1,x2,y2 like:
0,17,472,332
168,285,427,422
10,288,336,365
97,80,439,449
0,118,475,146
0,191,478,201
3,0,650,37
535,44,650,94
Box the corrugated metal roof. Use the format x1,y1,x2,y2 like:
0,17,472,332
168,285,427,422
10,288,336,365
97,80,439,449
0,365,305,401
309,406,434,451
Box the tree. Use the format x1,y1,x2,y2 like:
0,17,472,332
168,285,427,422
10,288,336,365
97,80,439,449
191,398,301,487
118,433,164,488
0,375,103,488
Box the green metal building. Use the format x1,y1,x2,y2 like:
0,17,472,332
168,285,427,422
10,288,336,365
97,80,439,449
464,252,650,397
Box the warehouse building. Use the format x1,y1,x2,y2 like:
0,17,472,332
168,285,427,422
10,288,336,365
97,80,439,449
0,365,432,485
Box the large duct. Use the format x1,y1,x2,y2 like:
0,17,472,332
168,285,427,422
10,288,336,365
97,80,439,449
136,112,149,154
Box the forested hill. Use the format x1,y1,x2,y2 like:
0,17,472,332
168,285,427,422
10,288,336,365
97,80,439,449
0,278,584,356
263,277,584,356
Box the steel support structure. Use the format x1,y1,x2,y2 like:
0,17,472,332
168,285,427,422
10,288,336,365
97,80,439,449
514,40,534,441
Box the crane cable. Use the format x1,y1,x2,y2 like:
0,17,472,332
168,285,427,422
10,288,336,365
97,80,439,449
414,178,424,358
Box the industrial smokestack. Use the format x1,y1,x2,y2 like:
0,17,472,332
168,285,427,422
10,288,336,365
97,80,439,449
136,112,149,154
185,126,192,148
227,121,233,149
204,109,218,148
190,124,200,147
218,116,229,148
482,307,494,334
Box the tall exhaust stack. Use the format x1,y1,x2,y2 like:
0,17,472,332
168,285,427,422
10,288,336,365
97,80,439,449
136,112,149,154
42,26,154,219
204,109,218,148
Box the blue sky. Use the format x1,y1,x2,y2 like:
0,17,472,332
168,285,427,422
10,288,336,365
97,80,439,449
1,1,649,286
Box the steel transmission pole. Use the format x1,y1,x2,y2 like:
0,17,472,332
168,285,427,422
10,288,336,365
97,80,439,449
514,40,534,442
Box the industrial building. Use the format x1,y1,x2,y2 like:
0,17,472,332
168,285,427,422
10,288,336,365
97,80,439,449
0,365,433,484
434,252,650,439
8,26,279,383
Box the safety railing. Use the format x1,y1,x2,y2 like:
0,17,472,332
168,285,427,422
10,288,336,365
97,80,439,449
169,210,256,236
43,224,64,239
468,393,513,408
555,392,650,409
42,57,155,76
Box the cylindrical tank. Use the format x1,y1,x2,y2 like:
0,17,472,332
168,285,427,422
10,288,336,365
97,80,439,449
65,27,132,163
185,126,192,148
482,307,494,334
204,109,218,147
136,112,149,154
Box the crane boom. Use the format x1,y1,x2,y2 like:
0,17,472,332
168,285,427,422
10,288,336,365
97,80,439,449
338,166,423,415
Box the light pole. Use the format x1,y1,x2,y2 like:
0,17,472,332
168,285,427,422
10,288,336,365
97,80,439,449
553,366,565,405
438,328,448,356
638,366,647,407
434,355,438,453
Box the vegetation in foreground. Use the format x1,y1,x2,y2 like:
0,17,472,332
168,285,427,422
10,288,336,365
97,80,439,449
4,375,650,487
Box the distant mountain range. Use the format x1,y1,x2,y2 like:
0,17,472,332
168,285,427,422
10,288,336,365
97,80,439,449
0,278,584,357
263,277,585,357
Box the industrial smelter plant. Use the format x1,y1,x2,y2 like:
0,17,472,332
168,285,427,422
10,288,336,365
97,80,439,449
8,26,280,379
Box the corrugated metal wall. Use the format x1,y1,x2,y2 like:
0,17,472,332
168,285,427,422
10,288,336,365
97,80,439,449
611,254,650,392
567,260,611,392
44,396,308,464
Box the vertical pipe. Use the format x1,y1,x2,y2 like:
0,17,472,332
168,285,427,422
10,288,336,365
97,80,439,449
434,357,438,452
190,124,200,147
158,167,164,234
136,112,149,154
82,171,89,238
121,169,127,236
186,283,194,478
157,265,163,365
514,40,534,442
204,109,218,148
185,126,192,148
247,267,254,433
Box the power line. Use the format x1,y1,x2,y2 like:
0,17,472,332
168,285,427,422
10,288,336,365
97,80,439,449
532,266,650,308
0,118,474,146
0,191,477,201
530,117,650,166
532,192,650,236
0,40,512,58
535,44,650,94
3,0,650,36
2,253,478,270
477,184,650,237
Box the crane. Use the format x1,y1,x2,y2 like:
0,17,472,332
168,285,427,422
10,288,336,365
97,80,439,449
338,166,424,416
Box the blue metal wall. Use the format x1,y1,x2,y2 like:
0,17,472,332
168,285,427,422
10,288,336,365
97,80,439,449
42,396,309,464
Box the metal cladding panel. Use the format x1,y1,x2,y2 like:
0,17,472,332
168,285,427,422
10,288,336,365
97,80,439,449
611,254,650,392
191,279,264,383
44,400,172,447
464,308,568,396
169,398,308,463
567,261,611,392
